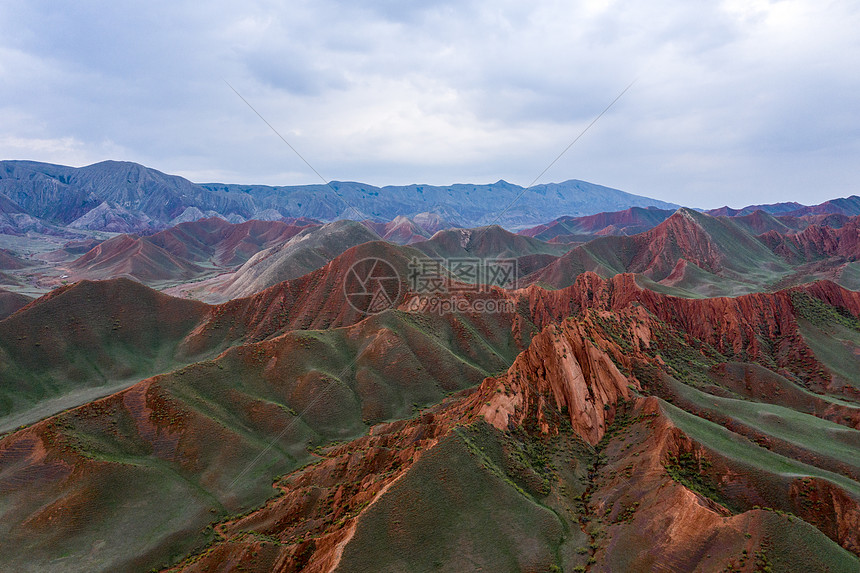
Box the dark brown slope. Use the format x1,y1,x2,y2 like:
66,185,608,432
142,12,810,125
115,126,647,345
0,288,31,320
0,248,33,270
39,238,105,263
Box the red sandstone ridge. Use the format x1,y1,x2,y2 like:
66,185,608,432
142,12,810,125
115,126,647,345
759,219,860,263
625,209,727,278
145,217,315,267
165,316,639,572
523,207,779,288
801,279,860,316
518,209,860,294
5,237,860,571
167,403,474,573
190,240,414,343
511,272,860,395
518,207,673,241
479,318,637,444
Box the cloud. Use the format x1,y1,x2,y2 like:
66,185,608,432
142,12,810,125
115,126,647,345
0,0,858,208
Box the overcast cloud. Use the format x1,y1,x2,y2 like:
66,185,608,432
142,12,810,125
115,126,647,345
1,0,858,208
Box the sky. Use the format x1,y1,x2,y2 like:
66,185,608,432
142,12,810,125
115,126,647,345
0,0,858,209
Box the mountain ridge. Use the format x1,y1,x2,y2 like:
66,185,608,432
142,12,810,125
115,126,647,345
0,159,678,232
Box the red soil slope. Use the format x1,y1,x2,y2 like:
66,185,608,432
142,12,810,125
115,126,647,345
67,218,315,282
146,217,315,266
759,218,860,263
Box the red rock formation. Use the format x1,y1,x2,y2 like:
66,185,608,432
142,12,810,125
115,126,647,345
760,220,860,263
513,272,852,392
68,234,205,281
67,218,314,283
6,241,860,572
478,318,635,444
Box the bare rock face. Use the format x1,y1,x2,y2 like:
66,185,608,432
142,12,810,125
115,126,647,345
630,208,727,279
480,318,635,444
761,219,860,263
514,271,860,396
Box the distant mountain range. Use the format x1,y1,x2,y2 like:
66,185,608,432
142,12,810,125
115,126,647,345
4,159,860,239
0,159,680,233
519,206,860,244
706,196,860,217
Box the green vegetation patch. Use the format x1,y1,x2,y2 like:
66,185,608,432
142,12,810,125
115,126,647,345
660,399,860,498
645,316,728,387
790,291,860,332
663,452,731,510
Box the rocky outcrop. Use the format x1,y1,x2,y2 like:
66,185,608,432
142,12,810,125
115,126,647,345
479,318,635,444
514,272,857,392
760,220,860,263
